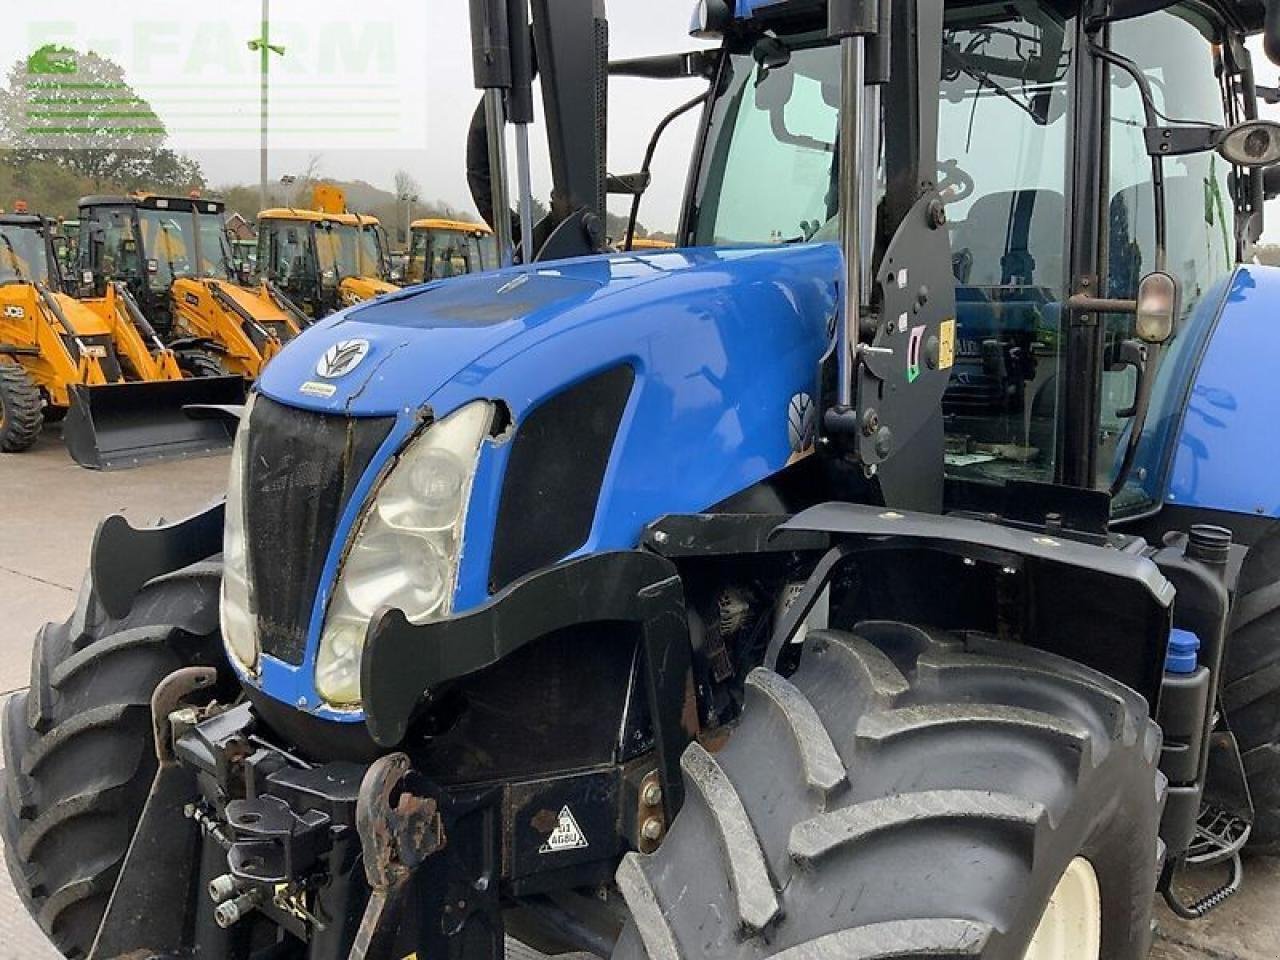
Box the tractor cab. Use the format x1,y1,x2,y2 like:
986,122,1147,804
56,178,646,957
405,217,494,283
670,0,1267,522
78,194,235,330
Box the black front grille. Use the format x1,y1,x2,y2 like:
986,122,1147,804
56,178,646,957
243,397,395,664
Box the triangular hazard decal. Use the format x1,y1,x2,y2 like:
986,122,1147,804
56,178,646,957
539,805,589,853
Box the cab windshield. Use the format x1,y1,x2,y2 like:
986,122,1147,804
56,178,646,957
137,209,198,289
1106,8,1235,513
316,222,384,282
0,224,51,286
195,212,234,279
692,6,1073,488
258,219,319,291
408,228,486,283
360,224,388,279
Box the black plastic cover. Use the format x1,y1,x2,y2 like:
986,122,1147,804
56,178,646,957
489,364,633,591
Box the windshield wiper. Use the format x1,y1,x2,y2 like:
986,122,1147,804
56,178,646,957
943,44,1047,127
157,223,181,281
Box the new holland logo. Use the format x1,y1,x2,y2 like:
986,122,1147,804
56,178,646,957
3,306,24,319
316,339,370,379
539,806,589,854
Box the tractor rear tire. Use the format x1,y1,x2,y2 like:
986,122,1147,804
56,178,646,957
0,362,43,453
614,623,1164,960
1221,535,1280,854
0,560,226,959
178,349,230,379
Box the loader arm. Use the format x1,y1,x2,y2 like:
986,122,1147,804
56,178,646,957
0,283,85,407
169,279,294,379
89,284,174,383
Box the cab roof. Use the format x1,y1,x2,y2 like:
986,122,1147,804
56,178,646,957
0,214,45,228
411,218,492,235
79,194,224,214
731,0,1268,34
259,208,382,227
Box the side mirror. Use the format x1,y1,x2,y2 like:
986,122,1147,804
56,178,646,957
1217,120,1280,167
1135,271,1179,344
689,0,733,39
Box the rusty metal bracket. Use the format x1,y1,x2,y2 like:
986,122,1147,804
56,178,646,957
349,753,446,960
152,666,218,765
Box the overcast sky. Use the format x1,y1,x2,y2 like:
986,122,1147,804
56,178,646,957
4,0,711,232
6,2,1280,237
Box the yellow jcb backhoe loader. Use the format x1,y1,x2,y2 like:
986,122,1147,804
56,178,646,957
256,185,401,317
405,217,494,283
0,213,245,469
76,194,309,379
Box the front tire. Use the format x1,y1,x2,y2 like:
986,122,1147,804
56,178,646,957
1,560,225,958
0,361,43,453
615,623,1163,960
177,349,231,379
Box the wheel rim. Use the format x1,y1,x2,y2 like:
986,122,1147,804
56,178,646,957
1023,856,1102,960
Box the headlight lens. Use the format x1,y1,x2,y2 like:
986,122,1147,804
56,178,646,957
315,401,493,706
221,395,259,673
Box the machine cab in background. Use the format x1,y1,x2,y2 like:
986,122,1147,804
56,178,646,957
78,195,236,332
256,210,399,317
680,0,1261,513
405,218,495,284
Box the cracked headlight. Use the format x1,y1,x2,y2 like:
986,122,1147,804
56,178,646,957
315,401,494,707
221,395,259,673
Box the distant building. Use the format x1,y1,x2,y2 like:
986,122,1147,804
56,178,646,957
226,212,256,241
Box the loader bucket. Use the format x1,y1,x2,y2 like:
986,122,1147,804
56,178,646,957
62,376,248,470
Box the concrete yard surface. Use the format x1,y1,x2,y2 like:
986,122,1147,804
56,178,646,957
0,430,1277,958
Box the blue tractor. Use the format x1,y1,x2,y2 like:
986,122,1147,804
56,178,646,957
7,0,1280,958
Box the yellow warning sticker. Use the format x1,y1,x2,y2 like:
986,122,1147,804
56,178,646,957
939,319,956,370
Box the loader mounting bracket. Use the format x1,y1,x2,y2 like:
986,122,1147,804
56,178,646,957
362,549,695,819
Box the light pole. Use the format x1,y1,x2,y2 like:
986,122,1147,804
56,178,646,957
248,0,286,212
403,193,418,248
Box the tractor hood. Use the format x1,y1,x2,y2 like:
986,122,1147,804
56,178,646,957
257,245,840,419
249,245,840,721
